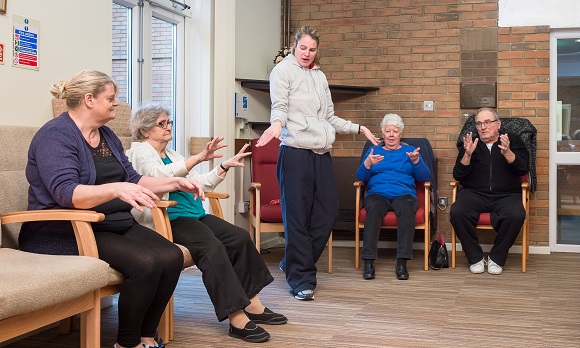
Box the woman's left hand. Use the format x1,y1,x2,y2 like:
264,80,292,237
406,147,421,164
220,143,252,171
175,177,205,200
360,126,380,145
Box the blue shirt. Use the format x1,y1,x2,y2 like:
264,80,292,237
356,144,431,199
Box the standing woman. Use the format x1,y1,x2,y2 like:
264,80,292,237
19,70,205,348
256,26,378,301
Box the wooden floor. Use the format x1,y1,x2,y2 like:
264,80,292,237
5,246,580,347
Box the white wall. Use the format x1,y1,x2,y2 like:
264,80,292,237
0,0,112,126
499,0,580,28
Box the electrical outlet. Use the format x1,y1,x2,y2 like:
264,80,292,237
423,101,434,111
438,197,448,207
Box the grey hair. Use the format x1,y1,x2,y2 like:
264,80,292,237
50,70,117,110
476,107,499,120
130,103,171,141
380,113,405,133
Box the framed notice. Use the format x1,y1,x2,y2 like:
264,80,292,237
460,82,497,109
12,15,40,70
0,0,6,14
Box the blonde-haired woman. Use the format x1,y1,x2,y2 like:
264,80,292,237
19,70,206,348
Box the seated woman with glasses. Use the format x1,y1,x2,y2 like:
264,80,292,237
126,104,287,344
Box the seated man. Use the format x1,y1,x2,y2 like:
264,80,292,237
450,108,529,275
356,113,431,281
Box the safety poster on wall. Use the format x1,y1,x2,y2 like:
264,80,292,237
12,15,39,70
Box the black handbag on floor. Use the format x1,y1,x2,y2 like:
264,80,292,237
429,233,449,270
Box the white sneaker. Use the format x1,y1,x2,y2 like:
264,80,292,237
469,259,486,274
487,257,503,275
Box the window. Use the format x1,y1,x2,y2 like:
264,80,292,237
112,0,187,150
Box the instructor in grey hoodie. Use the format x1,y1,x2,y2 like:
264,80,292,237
256,26,378,301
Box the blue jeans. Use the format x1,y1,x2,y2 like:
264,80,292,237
361,194,418,260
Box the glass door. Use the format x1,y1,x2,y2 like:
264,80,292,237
550,31,580,251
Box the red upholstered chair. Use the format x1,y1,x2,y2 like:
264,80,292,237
450,175,530,272
248,138,332,273
353,181,431,271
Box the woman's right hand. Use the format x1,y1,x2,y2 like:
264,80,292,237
364,148,384,169
255,121,282,147
111,182,160,212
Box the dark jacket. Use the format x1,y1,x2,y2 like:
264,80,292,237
453,132,528,194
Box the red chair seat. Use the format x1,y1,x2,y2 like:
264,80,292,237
477,213,491,226
258,204,283,222
358,207,426,225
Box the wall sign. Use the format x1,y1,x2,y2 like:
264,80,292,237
460,82,497,109
12,15,39,70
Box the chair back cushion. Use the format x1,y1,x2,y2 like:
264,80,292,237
359,181,426,226
52,98,133,150
250,138,282,222
0,126,39,249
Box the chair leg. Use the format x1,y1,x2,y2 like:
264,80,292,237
451,228,456,269
355,226,360,269
328,232,333,274
80,291,100,348
158,296,173,342
59,316,74,334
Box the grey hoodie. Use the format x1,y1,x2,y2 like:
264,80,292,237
269,54,359,154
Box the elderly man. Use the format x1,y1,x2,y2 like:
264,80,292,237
450,108,529,275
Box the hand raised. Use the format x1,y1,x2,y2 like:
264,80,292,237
175,177,206,201
364,148,384,168
198,136,228,162
222,142,252,169
463,132,478,156
406,147,421,164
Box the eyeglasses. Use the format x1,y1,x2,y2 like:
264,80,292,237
475,119,498,128
155,120,174,129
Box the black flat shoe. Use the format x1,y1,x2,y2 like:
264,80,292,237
363,259,375,280
229,321,270,343
396,264,409,280
244,307,288,325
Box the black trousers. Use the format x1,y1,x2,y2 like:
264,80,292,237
449,189,525,266
93,223,183,347
170,215,274,321
277,146,338,293
361,194,418,260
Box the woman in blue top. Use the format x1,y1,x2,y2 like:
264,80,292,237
356,114,431,281
126,104,286,344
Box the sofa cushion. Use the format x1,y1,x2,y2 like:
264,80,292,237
0,248,110,320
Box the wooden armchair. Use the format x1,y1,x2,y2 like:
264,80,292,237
354,181,432,271
450,176,530,272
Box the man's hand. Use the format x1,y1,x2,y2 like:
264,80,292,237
498,133,515,163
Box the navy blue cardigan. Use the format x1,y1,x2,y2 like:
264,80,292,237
19,113,142,255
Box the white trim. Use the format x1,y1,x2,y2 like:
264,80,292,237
549,29,580,253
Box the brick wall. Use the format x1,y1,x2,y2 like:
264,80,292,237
289,0,549,247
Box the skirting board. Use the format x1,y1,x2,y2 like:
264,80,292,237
331,240,551,255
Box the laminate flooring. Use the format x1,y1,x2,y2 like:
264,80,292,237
4,246,580,347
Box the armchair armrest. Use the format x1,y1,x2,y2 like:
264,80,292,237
0,209,104,258
205,191,229,219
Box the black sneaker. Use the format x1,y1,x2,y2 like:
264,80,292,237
244,307,288,325
229,321,270,343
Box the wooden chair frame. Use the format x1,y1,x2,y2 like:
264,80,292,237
354,181,432,271
450,180,530,272
249,183,333,274
0,210,105,348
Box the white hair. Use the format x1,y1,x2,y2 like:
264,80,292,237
380,113,404,132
